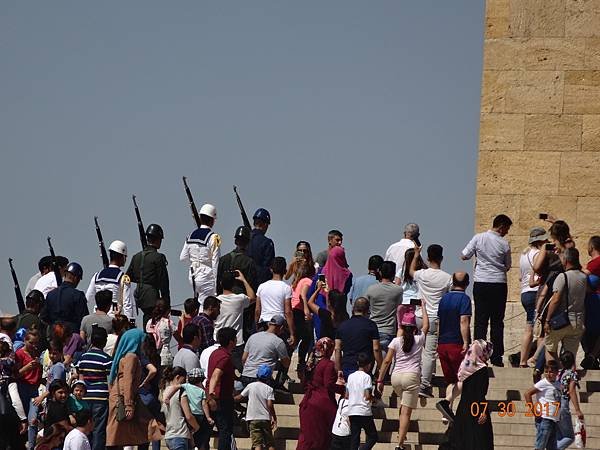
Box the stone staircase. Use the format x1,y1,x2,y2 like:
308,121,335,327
221,303,600,450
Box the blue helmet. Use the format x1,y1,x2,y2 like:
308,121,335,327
253,208,271,225
66,262,83,280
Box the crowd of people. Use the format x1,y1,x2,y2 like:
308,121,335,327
1,205,599,450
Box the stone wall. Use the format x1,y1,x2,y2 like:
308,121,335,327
478,0,600,301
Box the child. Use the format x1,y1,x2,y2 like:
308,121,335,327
67,380,89,415
346,353,377,450
164,367,213,450
161,366,200,448
236,364,277,450
525,360,561,450
146,299,176,368
63,409,93,450
174,298,200,349
36,379,72,449
330,395,350,450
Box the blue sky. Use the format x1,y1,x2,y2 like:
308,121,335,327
0,1,485,313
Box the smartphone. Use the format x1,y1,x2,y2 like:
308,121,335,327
545,243,556,251
409,299,422,306
318,274,326,283
112,301,118,311
414,237,421,247
539,213,549,220
171,309,182,317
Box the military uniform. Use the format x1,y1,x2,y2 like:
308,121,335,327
247,228,275,286
126,246,170,327
85,265,134,320
179,225,221,307
40,281,89,332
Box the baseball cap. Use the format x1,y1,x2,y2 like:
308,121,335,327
269,315,285,326
401,311,417,327
529,227,549,244
257,364,273,380
187,367,205,380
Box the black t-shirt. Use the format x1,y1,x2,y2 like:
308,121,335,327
335,315,380,372
319,309,335,340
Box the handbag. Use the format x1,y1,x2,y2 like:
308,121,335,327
548,273,570,331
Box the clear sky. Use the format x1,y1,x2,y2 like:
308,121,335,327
0,1,485,314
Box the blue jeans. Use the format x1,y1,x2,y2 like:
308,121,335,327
535,418,558,450
27,399,40,450
214,399,234,450
379,333,394,356
521,291,537,325
556,398,575,450
87,401,108,450
165,437,190,450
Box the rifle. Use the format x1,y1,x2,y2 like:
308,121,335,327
182,176,201,228
94,216,109,268
233,185,252,230
8,258,25,313
132,195,148,249
47,236,63,286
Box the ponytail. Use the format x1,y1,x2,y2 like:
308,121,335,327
401,325,416,353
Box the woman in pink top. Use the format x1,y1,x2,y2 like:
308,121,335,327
292,261,315,375
377,306,430,450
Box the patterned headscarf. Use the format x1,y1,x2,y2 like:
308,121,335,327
458,339,493,382
306,337,335,374
109,328,146,384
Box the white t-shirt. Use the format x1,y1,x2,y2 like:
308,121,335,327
257,280,292,323
33,272,59,298
332,397,350,437
199,343,220,387
63,428,91,450
462,230,511,283
241,381,275,421
534,378,561,421
519,248,540,293
385,239,415,279
215,293,251,345
346,370,373,416
413,268,452,319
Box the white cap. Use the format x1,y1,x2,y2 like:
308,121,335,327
199,203,217,220
108,240,127,256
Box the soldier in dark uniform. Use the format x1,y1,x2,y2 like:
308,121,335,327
40,262,89,333
246,208,275,286
218,226,258,341
126,224,170,327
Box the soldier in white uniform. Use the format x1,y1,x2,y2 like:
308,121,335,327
85,240,135,320
179,203,221,306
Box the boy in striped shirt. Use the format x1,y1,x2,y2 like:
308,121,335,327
76,326,112,450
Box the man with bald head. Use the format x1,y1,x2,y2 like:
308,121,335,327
435,272,472,422
335,297,382,379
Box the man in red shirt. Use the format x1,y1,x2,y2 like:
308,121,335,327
207,327,237,450
582,236,600,369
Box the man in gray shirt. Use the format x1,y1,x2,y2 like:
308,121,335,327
365,261,402,355
79,290,114,344
241,315,290,386
173,323,201,372
545,248,587,360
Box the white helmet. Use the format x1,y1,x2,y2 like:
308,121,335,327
199,203,217,220
108,240,127,256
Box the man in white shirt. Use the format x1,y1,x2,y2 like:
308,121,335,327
461,214,512,367
33,256,69,297
384,223,419,283
24,256,52,296
409,243,452,398
255,257,295,346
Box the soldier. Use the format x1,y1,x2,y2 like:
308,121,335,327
40,262,89,332
179,203,221,307
85,240,135,321
247,208,275,286
126,224,170,327
218,226,258,342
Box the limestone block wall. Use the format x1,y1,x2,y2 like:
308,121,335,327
477,0,600,301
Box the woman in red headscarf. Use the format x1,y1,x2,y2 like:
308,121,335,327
310,246,352,338
297,337,345,450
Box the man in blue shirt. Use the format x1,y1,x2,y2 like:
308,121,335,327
436,272,472,423
348,255,383,305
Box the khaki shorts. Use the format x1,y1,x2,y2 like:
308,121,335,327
249,420,275,448
545,324,584,355
391,371,420,409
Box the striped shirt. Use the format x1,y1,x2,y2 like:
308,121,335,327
77,348,112,401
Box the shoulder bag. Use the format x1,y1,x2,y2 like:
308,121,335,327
548,273,570,330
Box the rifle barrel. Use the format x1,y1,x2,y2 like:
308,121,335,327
132,195,148,248
94,216,109,268
233,185,252,229
8,258,25,313
183,176,201,228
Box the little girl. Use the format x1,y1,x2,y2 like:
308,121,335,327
36,379,72,449
146,299,176,368
161,366,199,450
